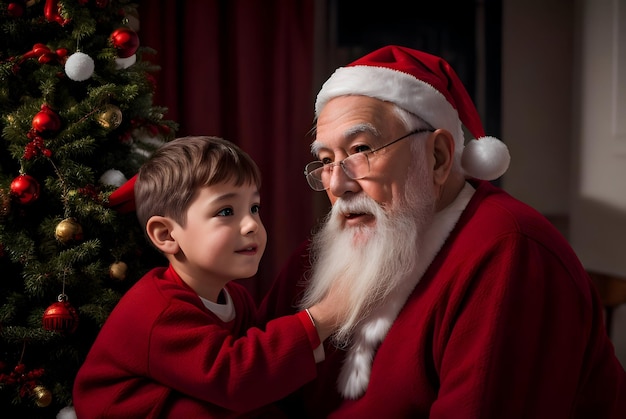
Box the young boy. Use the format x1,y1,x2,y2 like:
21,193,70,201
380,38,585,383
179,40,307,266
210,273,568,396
73,136,341,418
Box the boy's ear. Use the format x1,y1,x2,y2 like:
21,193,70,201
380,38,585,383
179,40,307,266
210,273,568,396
146,216,179,255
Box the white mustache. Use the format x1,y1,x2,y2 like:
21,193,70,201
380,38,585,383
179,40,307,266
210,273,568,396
332,194,382,216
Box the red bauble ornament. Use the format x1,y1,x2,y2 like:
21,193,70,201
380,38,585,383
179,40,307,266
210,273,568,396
110,27,139,58
7,2,24,17
10,174,40,205
42,295,79,335
32,104,61,136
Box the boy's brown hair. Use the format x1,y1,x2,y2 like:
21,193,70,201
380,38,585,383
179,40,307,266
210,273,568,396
134,136,261,229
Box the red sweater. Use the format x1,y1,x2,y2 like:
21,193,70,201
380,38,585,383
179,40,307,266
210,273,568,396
260,180,626,418
73,265,320,418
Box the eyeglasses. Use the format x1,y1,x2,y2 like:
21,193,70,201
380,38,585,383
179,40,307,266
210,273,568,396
304,128,434,191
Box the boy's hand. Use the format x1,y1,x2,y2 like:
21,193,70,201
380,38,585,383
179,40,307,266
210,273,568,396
306,282,346,341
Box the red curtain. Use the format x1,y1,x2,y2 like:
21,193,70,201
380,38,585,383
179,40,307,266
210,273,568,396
137,0,317,301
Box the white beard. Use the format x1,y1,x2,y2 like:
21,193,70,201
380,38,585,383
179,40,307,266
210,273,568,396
300,149,437,398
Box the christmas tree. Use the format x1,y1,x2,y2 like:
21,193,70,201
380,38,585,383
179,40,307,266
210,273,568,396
0,0,176,417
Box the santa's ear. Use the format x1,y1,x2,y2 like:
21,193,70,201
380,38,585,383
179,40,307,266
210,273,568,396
431,129,455,186
146,216,179,255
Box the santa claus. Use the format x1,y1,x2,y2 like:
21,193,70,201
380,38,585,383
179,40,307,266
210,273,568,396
259,45,626,418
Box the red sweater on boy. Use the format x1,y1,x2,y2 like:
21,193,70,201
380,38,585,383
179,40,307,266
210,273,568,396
73,265,319,418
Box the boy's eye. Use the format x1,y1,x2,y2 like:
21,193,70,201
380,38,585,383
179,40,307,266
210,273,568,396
251,204,260,215
217,208,234,216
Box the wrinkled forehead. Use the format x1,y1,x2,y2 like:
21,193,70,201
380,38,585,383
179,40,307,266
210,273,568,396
312,96,401,148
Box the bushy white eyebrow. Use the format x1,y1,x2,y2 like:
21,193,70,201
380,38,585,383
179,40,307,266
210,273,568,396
310,123,380,156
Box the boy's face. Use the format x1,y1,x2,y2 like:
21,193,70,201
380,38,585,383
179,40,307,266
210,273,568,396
169,180,267,290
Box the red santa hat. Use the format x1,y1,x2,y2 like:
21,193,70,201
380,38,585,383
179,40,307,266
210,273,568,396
108,173,137,213
315,45,510,181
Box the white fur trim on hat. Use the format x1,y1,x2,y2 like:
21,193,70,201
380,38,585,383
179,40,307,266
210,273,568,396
315,65,464,144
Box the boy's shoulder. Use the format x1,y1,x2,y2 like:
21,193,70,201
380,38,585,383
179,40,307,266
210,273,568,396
110,266,198,320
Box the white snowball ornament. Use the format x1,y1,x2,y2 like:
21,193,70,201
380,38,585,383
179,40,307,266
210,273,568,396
65,52,95,81
100,169,128,187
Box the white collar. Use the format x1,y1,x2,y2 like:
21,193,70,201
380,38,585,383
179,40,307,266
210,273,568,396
199,288,235,322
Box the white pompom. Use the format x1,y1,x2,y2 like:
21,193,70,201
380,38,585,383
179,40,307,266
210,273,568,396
57,406,77,419
461,136,511,181
100,169,128,187
115,54,136,70
65,52,95,81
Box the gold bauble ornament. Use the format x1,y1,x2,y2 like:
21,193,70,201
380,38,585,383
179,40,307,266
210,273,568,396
109,261,128,281
33,385,52,407
96,104,123,129
55,217,84,244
